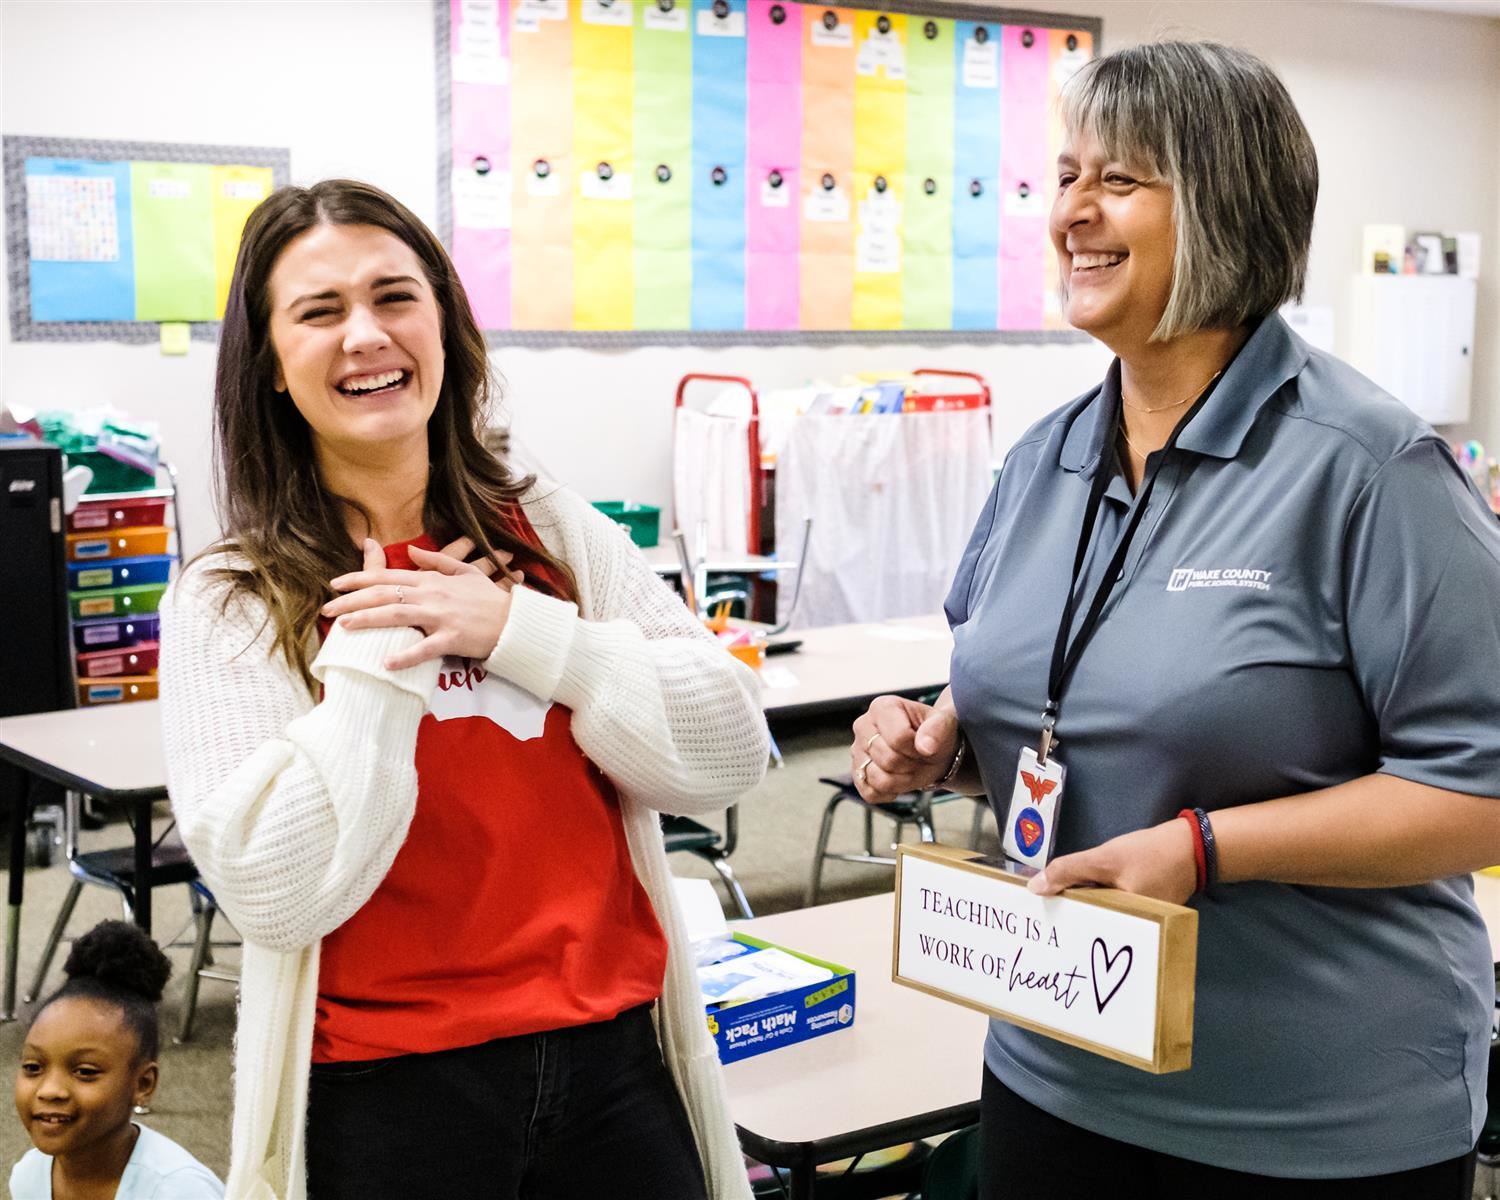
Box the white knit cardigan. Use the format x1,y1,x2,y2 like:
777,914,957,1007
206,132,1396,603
158,482,769,1200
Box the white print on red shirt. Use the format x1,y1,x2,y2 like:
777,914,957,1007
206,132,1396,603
428,656,551,739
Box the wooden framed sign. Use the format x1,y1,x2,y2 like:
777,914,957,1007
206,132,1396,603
893,844,1198,1073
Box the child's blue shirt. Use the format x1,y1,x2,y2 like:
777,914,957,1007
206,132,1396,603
8,1123,223,1199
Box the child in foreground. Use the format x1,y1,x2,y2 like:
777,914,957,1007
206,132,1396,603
11,920,224,1200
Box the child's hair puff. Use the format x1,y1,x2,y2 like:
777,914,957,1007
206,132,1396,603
35,920,172,1060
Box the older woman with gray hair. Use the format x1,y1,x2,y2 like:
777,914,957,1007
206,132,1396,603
852,40,1500,1198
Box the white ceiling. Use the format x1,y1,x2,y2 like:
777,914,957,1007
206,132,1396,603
1351,0,1500,17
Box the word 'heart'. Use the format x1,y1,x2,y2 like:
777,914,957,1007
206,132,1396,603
1091,938,1133,1014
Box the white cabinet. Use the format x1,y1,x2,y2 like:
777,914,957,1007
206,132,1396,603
1348,275,1477,425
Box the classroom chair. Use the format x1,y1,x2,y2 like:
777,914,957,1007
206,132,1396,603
748,1142,931,1199
663,804,753,919
23,790,224,1044
920,1125,981,1200
806,775,988,907
174,879,239,1043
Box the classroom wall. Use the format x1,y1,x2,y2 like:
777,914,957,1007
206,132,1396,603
2,0,1497,554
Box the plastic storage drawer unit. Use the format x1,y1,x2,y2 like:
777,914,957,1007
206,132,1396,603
67,554,174,592
76,641,160,679
66,525,172,562
68,497,170,532
70,581,168,620
72,614,161,652
77,674,158,706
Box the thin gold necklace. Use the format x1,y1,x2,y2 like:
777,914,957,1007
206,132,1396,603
1118,369,1223,461
1121,368,1223,414
1118,425,1152,461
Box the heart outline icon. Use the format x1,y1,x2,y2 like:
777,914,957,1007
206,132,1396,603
1091,938,1133,1013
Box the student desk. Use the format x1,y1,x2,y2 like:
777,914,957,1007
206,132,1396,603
759,614,953,720
0,701,167,1019
729,880,1500,1199
724,891,987,1198
642,544,797,579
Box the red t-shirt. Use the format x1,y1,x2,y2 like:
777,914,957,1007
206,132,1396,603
311,516,669,1063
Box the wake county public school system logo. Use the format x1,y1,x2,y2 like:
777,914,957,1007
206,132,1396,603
1166,566,1273,593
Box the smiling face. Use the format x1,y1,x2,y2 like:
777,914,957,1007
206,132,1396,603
15,997,155,1162
1050,127,1176,355
266,222,445,472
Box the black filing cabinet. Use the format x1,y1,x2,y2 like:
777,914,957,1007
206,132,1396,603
0,439,75,845
0,438,74,718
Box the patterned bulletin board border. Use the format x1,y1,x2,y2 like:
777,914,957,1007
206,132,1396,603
435,0,1101,348
5,135,290,343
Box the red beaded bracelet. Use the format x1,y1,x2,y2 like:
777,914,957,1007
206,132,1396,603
1178,808,1207,894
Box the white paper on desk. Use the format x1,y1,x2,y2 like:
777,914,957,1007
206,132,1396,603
673,877,729,945
699,947,834,1007
759,665,800,690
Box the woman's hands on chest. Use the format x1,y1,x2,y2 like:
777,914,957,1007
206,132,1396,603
322,537,525,670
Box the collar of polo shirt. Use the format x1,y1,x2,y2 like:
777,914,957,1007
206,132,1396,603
1059,313,1311,480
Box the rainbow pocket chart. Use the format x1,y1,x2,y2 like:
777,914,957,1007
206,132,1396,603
440,0,1097,339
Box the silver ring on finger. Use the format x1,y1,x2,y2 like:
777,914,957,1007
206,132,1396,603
865,732,880,751
395,585,406,604
858,756,873,785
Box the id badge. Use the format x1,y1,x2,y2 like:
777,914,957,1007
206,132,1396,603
1001,746,1066,869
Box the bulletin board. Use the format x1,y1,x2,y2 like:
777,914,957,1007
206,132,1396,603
436,0,1101,346
4,135,290,343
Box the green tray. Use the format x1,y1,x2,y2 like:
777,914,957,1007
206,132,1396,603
592,501,660,548
66,450,157,494
70,581,168,620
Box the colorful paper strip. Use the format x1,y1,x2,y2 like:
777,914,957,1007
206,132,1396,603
131,162,215,322
633,0,693,329
691,0,748,331
799,3,856,331
450,0,513,331
952,20,1001,330
745,0,801,330
26,157,135,323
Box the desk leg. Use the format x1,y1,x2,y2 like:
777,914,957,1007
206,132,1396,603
4,765,29,1022
133,801,151,935
788,1158,817,1200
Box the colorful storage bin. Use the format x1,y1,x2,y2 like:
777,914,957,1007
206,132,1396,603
66,526,172,562
67,555,174,592
70,581,168,620
77,674,158,706
76,641,160,679
73,614,161,653
68,497,170,533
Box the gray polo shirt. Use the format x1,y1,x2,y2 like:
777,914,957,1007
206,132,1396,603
947,314,1500,1177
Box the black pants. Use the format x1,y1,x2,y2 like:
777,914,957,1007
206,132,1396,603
306,1004,708,1200
980,1067,1477,1200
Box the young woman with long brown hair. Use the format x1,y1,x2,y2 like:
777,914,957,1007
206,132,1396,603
159,179,769,1200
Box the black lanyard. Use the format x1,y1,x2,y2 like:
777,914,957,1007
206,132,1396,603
1038,370,1229,764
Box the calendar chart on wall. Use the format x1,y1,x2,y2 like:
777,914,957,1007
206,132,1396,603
436,0,1099,343
4,136,290,343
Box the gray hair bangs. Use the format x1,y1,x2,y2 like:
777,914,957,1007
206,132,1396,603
1058,42,1319,342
